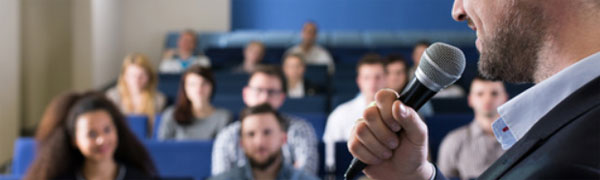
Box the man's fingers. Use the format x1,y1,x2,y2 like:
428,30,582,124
375,89,402,132
392,101,428,146
355,119,394,159
364,106,399,149
348,121,384,165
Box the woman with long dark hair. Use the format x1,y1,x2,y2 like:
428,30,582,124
158,65,232,140
25,92,157,180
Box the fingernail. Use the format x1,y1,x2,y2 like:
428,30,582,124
399,103,409,117
382,151,392,159
388,140,398,149
390,122,401,132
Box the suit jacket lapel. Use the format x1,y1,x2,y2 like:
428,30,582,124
478,76,600,179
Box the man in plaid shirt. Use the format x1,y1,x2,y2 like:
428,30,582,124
211,65,318,175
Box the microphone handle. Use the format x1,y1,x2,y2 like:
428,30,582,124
344,78,437,180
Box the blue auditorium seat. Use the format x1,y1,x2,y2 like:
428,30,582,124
212,94,245,116
262,47,286,64
0,175,20,180
204,47,244,68
10,138,214,180
334,141,363,179
12,138,35,176
126,115,148,140
280,95,328,113
330,47,371,64
426,114,473,163
304,65,329,89
145,140,214,180
430,98,471,114
288,112,327,139
317,142,327,178
158,73,182,106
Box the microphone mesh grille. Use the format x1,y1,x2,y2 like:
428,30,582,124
418,42,466,89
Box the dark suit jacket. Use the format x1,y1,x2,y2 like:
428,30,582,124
436,76,600,180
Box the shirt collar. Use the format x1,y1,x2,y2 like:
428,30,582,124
492,51,600,149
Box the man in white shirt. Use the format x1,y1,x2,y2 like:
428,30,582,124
285,22,335,73
323,54,387,168
346,0,600,179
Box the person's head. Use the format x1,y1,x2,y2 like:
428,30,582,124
26,92,156,180
174,65,216,125
301,21,318,46
385,54,410,92
282,53,306,83
411,41,430,66
177,29,197,54
468,75,508,121
243,65,287,109
244,41,266,66
239,104,288,170
118,53,157,95
452,0,600,83
356,54,387,102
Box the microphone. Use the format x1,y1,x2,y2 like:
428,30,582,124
344,42,467,180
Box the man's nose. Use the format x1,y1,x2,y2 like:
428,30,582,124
452,0,467,22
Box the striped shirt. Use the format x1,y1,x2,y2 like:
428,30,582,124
437,121,504,180
211,114,318,175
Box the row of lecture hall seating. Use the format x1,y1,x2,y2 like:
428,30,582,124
2,114,473,180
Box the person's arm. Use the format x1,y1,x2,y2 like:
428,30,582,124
347,89,438,179
287,119,319,174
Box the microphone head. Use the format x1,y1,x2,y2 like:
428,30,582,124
415,42,466,91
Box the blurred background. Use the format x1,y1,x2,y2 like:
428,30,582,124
0,0,500,178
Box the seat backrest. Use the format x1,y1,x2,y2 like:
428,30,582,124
144,140,214,180
11,138,35,176
280,95,328,114
126,115,148,140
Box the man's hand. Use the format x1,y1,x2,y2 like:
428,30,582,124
347,89,434,180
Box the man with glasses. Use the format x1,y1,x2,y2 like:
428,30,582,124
212,65,319,175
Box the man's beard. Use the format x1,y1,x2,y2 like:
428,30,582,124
478,2,548,83
247,150,281,171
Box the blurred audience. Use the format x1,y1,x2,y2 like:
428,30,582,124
210,104,318,180
410,41,465,98
233,41,266,74
437,75,507,179
106,53,166,137
212,65,318,175
282,53,323,98
323,54,387,167
385,54,434,117
158,65,232,140
25,92,157,180
159,29,211,73
285,21,335,74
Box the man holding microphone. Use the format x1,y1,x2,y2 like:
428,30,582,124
347,0,600,179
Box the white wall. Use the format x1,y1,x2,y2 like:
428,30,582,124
81,0,231,89
120,0,230,65
0,0,21,164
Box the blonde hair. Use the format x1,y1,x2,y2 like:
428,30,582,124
117,53,159,133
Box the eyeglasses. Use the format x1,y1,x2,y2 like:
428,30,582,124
247,86,283,96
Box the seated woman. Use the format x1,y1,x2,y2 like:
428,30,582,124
282,53,323,98
106,53,166,137
159,29,211,73
25,92,157,180
158,65,232,140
